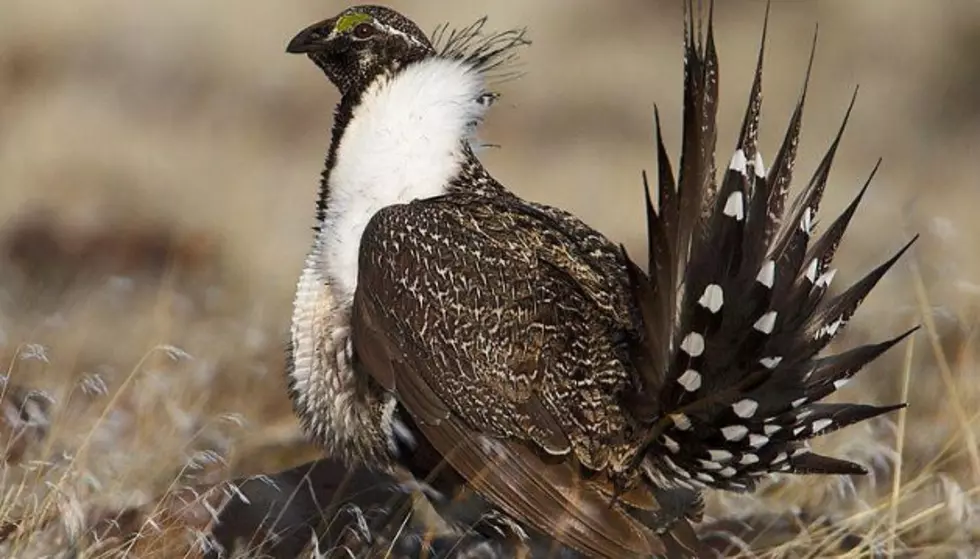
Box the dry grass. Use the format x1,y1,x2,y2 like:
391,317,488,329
0,0,979,556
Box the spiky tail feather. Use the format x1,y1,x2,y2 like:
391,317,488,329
628,1,915,495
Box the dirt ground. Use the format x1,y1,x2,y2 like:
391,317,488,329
1,0,979,556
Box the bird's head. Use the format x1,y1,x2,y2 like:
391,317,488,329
286,5,434,95
287,5,529,97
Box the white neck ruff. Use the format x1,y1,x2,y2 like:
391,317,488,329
318,57,490,303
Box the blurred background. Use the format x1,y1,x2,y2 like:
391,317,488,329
1,0,979,555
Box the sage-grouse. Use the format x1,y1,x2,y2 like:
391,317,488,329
284,4,915,557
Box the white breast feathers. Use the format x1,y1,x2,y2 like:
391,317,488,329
319,57,491,302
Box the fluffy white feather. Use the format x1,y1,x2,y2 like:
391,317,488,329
290,57,489,459
319,57,490,302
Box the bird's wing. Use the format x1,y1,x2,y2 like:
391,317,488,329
350,194,666,557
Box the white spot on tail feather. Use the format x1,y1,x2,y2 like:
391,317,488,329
680,333,705,357
804,258,819,283
817,316,845,339
678,369,702,392
672,414,692,431
759,356,783,369
698,284,724,313
753,311,778,335
811,418,834,433
800,207,813,234
708,449,733,461
699,459,723,470
740,453,760,465
732,399,759,418
756,260,775,288
661,435,680,453
723,191,746,221
816,268,837,288
722,425,749,441
729,149,748,175
753,150,766,178
749,434,769,448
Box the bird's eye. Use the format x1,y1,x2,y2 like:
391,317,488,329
352,23,376,40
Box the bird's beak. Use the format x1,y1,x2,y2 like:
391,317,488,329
286,17,339,54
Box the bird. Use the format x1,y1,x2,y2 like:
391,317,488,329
283,3,916,557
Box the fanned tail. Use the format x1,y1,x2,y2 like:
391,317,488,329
628,1,915,495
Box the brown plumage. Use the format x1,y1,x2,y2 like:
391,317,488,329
354,193,675,557
285,3,914,557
